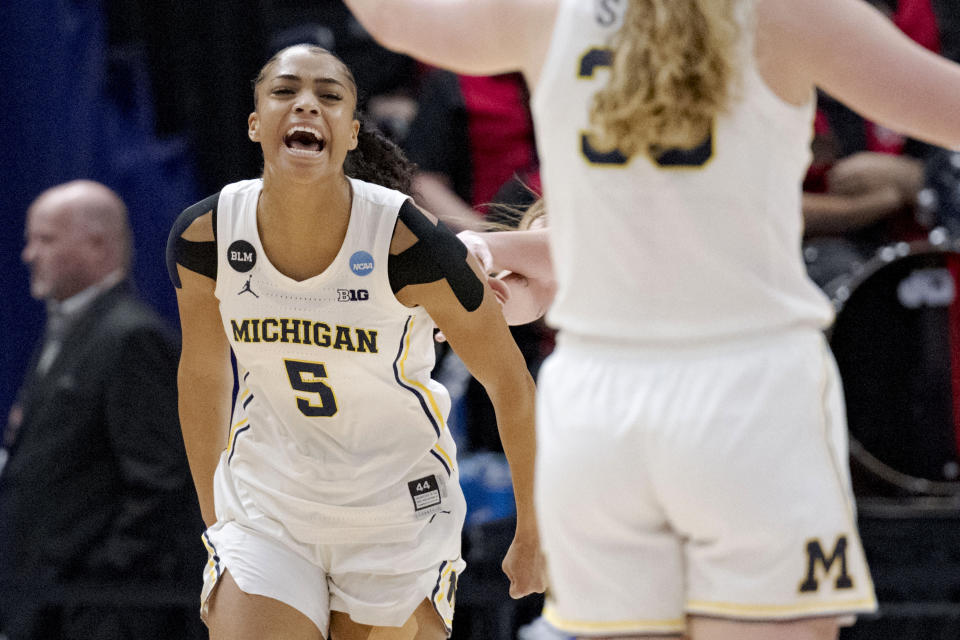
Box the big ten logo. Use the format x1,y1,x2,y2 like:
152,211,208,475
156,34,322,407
897,268,955,309
228,240,257,273
337,289,369,302
799,536,854,594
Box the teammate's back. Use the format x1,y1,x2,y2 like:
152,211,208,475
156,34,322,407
533,0,831,344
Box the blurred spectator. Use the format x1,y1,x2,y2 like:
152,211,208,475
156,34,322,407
404,70,541,231
0,181,204,640
405,71,548,453
802,0,944,288
401,68,543,445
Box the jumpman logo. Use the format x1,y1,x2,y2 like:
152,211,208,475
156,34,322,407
238,275,259,298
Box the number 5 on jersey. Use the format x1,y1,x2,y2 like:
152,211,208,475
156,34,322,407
284,359,338,417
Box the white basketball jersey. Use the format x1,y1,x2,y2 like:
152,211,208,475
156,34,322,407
213,178,460,544
531,0,833,343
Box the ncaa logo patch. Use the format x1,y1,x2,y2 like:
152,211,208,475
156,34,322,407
349,250,375,276
228,240,257,273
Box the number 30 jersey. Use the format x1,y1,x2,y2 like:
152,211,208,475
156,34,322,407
532,0,833,344
212,178,461,544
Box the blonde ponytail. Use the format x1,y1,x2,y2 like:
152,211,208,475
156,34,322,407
589,0,740,156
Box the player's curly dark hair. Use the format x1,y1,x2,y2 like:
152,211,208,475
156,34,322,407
345,117,416,195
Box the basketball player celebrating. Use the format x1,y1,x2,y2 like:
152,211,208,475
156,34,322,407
166,44,545,640
344,0,960,638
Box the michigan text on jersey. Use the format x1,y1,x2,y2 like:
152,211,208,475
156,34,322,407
230,318,378,353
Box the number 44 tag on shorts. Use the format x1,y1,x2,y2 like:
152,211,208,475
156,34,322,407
408,474,444,514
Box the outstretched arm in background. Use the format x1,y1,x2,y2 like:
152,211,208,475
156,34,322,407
764,0,960,149
349,0,960,149
413,172,489,232
342,0,555,81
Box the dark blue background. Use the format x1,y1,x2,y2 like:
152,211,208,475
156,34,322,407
0,1,201,429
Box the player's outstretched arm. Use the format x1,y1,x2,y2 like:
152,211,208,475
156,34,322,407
460,228,553,282
765,0,960,148
390,204,548,598
343,0,556,80
459,229,556,326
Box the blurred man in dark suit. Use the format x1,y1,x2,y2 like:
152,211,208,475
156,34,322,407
0,180,204,640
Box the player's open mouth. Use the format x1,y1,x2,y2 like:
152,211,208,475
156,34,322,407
283,126,326,156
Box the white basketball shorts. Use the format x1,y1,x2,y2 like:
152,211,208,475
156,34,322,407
199,480,466,636
535,329,877,637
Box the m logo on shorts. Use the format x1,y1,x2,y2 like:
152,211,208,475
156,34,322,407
799,536,854,593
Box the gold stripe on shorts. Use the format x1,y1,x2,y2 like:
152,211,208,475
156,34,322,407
686,596,878,617
543,605,685,634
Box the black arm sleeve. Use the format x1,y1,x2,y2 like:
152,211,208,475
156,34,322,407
165,193,220,288
388,200,484,312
